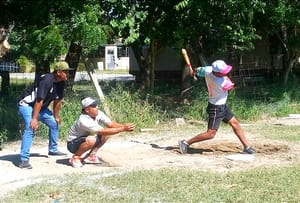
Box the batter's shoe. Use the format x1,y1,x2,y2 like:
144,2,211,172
243,146,256,154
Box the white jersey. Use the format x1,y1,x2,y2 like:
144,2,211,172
67,110,111,142
196,66,234,105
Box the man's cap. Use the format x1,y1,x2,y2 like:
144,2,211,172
212,60,232,75
54,61,73,71
81,97,98,109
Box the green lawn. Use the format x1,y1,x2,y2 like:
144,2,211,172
2,165,299,203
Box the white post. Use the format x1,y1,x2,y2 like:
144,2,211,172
83,58,111,117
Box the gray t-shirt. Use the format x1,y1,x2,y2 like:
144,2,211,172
67,110,111,142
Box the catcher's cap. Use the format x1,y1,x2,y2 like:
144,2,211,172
81,97,98,109
212,60,232,75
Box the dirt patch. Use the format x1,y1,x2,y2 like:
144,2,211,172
185,141,290,155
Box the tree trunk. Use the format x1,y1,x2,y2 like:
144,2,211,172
0,71,9,95
283,54,296,85
65,42,82,93
131,43,148,91
150,40,158,91
281,24,299,86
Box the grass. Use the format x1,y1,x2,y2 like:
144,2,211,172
1,165,299,202
242,124,300,142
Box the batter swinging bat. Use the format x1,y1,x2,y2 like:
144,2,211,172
181,48,197,80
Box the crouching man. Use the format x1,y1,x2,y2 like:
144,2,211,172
67,97,135,168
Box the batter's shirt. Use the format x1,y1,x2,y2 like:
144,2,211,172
18,73,65,109
196,66,234,105
67,110,112,142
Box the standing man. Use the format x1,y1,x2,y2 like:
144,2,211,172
67,97,135,168
17,61,72,169
179,60,255,154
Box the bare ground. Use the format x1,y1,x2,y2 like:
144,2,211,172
0,118,299,197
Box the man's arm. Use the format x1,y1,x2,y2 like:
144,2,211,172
195,66,208,77
106,121,127,128
30,98,43,131
53,99,63,124
97,122,135,136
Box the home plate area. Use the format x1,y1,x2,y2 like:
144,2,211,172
121,139,290,160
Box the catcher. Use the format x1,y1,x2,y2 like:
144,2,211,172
67,97,135,168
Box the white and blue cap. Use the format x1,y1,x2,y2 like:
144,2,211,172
81,97,98,109
212,60,232,75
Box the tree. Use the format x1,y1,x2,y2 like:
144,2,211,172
255,0,300,85
2,0,298,92
1,0,112,89
107,0,185,91
106,0,275,91
174,0,264,65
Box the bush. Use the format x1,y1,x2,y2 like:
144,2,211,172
17,55,35,73
0,95,21,144
106,84,163,128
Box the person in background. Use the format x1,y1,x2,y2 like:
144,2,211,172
17,61,72,169
67,97,135,168
179,60,255,154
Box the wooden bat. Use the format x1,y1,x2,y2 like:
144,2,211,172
181,48,197,80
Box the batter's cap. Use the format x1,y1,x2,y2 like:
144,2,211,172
212,60,232,75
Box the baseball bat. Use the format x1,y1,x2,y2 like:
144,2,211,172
181,48,197,80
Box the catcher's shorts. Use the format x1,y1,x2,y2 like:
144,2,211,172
67,136,88,154
206,102,234,130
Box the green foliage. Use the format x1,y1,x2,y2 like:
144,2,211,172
175,0,190,10
174,0,263,54
107,87,161,128
183,87,208,121
64,3,110,54
109,2,148,45
58,96,82,137
229,97,262,120
0,95,22,145
28,25,67,62
17,55,35,73
0,129,8,150
4,0,111,63
3,0,299,88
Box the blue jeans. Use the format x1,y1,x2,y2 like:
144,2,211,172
18,105,59,161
